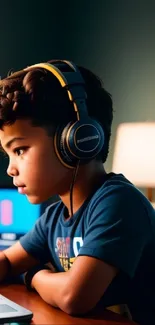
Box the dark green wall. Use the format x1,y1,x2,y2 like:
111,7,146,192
0,0,74,186
1,0,155,187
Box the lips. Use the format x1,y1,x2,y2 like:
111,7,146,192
13,181,27,194
14,181,25,187
18,186,27,194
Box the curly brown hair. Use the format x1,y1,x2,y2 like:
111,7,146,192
0,60,113,163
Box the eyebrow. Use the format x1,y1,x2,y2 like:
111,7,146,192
4,137,26,149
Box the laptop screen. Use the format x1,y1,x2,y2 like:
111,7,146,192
0,188,40,245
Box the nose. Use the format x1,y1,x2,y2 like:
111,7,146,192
7,160,19,177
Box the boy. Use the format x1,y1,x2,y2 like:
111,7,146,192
0,60,155,325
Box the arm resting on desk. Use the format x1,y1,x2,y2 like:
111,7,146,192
31,255,118,315
0,242,40,282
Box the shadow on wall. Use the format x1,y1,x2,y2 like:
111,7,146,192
0,153,12,188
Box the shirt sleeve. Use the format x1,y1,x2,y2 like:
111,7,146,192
19,208,51,264
78,184,150,277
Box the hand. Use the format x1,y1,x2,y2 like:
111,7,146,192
31,268,51,290
23,263,56,291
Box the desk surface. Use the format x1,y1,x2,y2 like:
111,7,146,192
0,284,137,324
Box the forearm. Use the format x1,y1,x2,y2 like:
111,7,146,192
31,269,70,312
0,251,11,282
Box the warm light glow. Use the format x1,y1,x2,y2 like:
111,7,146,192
112,122,155,187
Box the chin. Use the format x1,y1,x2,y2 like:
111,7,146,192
26,195,45,205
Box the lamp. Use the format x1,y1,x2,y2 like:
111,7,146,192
112,122,155,202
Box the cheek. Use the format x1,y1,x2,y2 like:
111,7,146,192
20,153,55,181
36,153,71,189
20,148,71,189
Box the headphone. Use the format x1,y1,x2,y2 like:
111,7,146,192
24,60,105,169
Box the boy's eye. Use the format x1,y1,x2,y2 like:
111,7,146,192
13,147,27,156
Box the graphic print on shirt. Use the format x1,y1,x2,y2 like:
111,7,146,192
55,237,83,271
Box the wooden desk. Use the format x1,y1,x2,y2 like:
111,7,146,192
0,284,137,324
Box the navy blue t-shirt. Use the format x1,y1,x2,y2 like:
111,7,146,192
20,173,155,325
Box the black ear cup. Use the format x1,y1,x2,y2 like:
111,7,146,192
54,117,104,168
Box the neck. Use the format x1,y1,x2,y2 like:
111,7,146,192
59,161,107,217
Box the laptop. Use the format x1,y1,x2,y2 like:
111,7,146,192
0,188,41,250
0,294,33,323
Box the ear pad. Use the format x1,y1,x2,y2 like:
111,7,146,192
54,118,105,168
54,122,77,168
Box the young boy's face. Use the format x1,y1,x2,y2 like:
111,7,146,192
0,119,72,204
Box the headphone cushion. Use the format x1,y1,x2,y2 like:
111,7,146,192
54,122,78,167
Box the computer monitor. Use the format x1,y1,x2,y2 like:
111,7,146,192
0,188,41,247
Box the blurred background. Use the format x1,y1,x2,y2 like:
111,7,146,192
0,0,155,199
